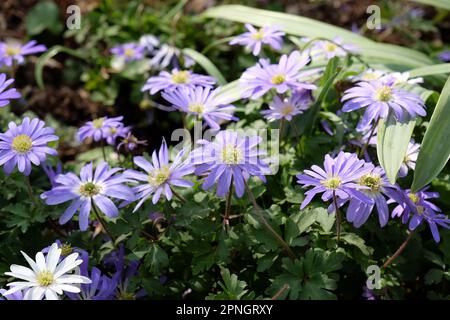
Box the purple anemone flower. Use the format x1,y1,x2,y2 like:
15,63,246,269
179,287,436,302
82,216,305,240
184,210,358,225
141,69,216,95
341,79,426,128
0,73,21,107
0,117,58,176
78,116,124,143
0,40,47,67
438,51,450,62
42,161,63,187
240,51,317,99
391,187,450,243
161,86,237,129
105,125,130,146
117,132,147,152
309,37,357,60
0,288,24,300
150,44,195,70
66,251,116,300
296,152,373,210
124,139,194,209
110,43,145,62
346,166,397,228
261,90,312,122
398,140,420,178
40,162,135,231
229,24,285,56
189,130,269,198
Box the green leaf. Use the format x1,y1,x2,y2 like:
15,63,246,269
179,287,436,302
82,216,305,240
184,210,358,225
410,0,450,10
216,267,249,300
25,1,64,36
215,80,245,103
425,269,444,285
35,45,86,89
377,114,416,184
340,233,374,256
182,48,227,85
408,64,450,78
144,244,169,274
412,76,450,192
202,5,434,68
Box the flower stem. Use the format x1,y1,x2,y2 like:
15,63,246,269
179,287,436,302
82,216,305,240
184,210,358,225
245,181,296,260
271,284,290,300
332,191,341,243
171,187,187,203
359,117,380,158
279,118,285,140
25,175,38,206
383,230,414,269
92,204,116,244
101,140,107,162
225,179,233,221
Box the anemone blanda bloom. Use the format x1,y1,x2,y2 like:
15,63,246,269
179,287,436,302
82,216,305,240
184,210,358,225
341,79,426,128
139,34,159,53
189,130,269,198
398,140,420,178
161,86,237,129
110,43,145,62
78,116,124,143
149,44,194,70
141,69,215,95
41,162,135,231
296,152,372,210
117,132,147,152
124,139,194,210
261,90,312,122
0,288,24,300
240,51,317,99
105,125,130,146
391,187,450,243
349,69,386,83
309,37,357,60
0,117,58,176
0,40,46,67
229,24,284,56
3,243,91,300
346,166,397,228
0,73,21,107
66,251,116,300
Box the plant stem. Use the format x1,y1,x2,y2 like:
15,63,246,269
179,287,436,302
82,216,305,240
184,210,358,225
25,175,38,206
332,191,341,243
245,181,296,260
171,187,187,203
101,140,107,162
271,284,290,300
225,179,233,221
383,231,414,269
359,117,379,158
92,204,116,243
279,118,285,140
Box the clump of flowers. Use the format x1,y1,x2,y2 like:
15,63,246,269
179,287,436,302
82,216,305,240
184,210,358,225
78,116,125,143
261,90,312,122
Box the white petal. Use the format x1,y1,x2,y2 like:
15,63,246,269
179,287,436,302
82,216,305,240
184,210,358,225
35,252,46,271
46,243,61,273
20,251,39,274
53,253,81,278
44,289,59,300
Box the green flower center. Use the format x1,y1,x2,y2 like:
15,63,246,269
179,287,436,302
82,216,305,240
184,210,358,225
271,74,286,85
12,134,32,153
375,85,393,102
124,48,135,58
221,145,242,165
60,244,73,256
148,165,170,187
321,176,341,189
37,270,54,287
325,43,337,52
5,46,20,56
92,118,105,129
188,103,205,114
171,71,190,84
79,182,102,197
359,174,382,193
251,30,265,40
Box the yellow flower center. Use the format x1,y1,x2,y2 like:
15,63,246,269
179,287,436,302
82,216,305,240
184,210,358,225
171,71,190,84
79,182,102,197
37,270,54,287
359,174,382,193
221,145,242,165
271,74,286,85
5,46,20,56
60,244,73,256
321,176,341,189
12,134,32,153
110,127,118,134
325,43,337,52
148,165,170,187
92,118,105,129
375,85,393,102
251,30,265,40
188,103,205,114
124,48,135,58
408,193,419,204
281,105,294,116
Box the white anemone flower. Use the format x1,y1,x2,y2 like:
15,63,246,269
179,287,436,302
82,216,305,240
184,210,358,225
3,243,91,300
